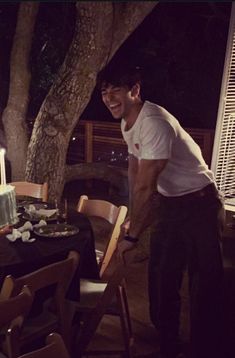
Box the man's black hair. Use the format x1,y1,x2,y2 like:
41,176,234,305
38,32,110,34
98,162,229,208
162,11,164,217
97,61,142,90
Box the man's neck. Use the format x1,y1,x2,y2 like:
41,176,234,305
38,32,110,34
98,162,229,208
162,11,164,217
124,102,144,131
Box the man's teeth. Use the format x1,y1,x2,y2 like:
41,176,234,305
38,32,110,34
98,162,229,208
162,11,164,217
110,104,119,109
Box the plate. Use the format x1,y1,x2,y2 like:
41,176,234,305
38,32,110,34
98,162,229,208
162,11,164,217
33,224,79,238
22,211,57,222
23,203,48,210
22,204,56,222
18,201,48,213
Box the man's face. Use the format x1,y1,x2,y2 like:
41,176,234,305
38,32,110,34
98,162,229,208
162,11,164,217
101,84,136,120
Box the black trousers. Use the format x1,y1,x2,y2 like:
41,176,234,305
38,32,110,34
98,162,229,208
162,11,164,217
148,184,225,358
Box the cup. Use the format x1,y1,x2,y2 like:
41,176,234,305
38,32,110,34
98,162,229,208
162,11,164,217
59,199,68,223
54,199,59,224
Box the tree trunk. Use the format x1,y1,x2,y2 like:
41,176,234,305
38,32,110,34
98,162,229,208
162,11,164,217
26,2,157,202
2,2,39,181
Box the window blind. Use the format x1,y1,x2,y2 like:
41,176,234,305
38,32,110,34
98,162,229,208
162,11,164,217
211,3,235,203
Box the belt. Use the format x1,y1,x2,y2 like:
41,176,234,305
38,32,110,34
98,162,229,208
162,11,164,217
159,183,218,201
184,183,218,199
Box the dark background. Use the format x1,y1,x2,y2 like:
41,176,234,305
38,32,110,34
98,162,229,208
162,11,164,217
82,2,231,129
0,2,231,130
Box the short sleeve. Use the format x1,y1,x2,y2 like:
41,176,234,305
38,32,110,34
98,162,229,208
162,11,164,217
139,117,176,160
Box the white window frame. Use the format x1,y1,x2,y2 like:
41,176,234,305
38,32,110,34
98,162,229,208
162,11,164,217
211,3,235,206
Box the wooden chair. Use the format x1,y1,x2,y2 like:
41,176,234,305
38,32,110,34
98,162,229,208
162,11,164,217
0,251,79,352
77,194,128,278
76,195,132,356
18,333,70,358
10,182,48,202
71,250,135,358
0,286,32,358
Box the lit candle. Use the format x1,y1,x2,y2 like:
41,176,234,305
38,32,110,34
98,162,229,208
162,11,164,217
0,148,6,186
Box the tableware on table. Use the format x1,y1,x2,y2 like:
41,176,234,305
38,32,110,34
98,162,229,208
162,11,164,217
58,199,68,223
17,199,35,208
54,199,59,223
6,228,35,243
33,223,79,238
22,204,57,222
23,203,48,210
18,221,33,233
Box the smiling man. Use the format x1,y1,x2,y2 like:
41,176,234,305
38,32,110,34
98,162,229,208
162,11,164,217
97,62,225,358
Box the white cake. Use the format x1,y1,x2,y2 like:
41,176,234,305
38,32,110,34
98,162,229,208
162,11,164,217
0,184,18,228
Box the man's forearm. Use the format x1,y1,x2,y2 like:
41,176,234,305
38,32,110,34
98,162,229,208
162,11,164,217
126,157,167,240
128,186,155,238
128,157,138,216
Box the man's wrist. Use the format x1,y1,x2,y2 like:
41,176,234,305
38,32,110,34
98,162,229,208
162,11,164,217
124,234,139,243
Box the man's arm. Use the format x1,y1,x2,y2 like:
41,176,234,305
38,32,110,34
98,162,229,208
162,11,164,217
118,154,138,238
128,158,167,238
118,158,167,255
127,154,139,215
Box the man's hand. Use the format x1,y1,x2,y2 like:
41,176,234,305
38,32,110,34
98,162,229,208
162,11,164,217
117,238,136,260
120,217,130,239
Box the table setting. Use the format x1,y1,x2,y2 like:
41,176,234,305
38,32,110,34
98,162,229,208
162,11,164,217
0,150,99,295
12,198,78,243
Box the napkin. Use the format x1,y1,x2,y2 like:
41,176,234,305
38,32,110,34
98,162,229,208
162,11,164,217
18,221,33,233
22,231,35,243
6,229,35,243
33,219,47,229
6,220,47,243
6,228,22,242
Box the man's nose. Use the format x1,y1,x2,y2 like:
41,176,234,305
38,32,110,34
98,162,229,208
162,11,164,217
105,92,115,102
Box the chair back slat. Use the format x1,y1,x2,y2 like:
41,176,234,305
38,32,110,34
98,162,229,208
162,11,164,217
77,195,127,278
77,195,119,225
0,286,32,328
99,205,127,278
0,286,32,358
10,182,48,202
18,333,70,358
1,251,79,352
7,251,79,299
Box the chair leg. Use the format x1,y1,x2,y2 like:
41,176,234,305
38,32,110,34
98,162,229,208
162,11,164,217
5,325,21,358
116,286,134,358
120,285,133,338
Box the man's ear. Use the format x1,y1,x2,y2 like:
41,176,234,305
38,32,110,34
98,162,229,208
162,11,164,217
131,83,141,98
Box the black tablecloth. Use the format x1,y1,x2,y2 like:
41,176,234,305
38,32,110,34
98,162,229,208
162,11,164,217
0,209,99,300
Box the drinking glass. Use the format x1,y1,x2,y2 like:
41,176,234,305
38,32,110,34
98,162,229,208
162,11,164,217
59,198,68,223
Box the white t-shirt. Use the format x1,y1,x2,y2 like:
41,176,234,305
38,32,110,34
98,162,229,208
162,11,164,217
121,101,215,197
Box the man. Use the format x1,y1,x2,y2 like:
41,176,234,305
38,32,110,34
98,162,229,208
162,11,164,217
97,63,225,358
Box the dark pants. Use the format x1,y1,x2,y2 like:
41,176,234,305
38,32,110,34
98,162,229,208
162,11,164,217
148,184,225,358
